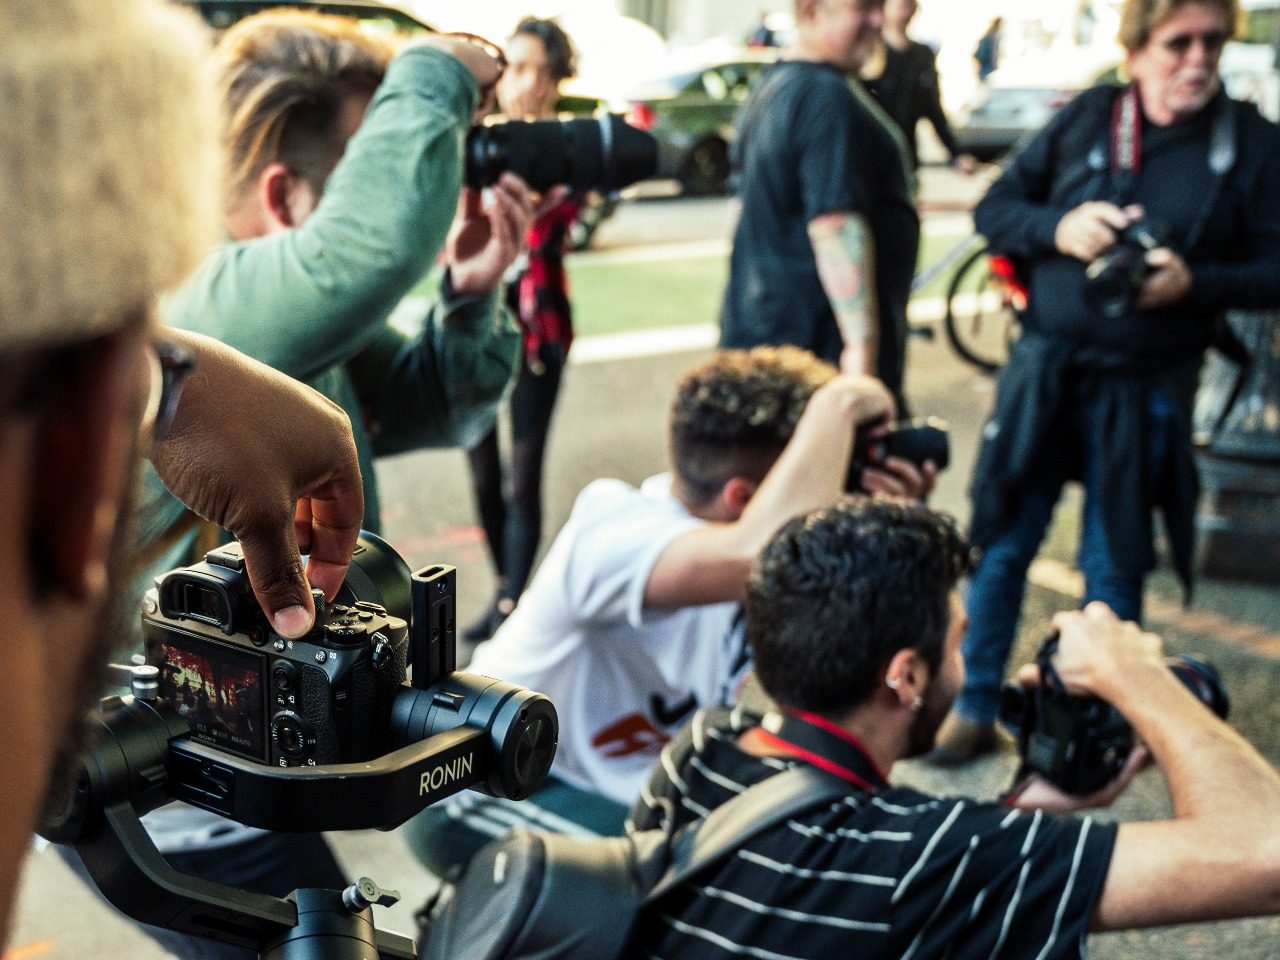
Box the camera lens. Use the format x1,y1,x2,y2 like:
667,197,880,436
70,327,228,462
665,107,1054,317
465,114,658,193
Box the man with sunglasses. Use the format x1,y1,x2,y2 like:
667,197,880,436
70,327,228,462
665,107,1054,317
933,0,1280,764
1,0,369,949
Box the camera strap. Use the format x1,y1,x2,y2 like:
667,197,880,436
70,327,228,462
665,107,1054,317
1108,83,1237,249
756,709,890,793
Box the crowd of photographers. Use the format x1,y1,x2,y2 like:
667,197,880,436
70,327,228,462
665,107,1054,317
6,0,1280,958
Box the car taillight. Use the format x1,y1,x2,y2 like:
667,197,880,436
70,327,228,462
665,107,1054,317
627,102,657,131
1045,90,1077,109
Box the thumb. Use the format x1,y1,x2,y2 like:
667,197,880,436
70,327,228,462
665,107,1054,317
238,526,316,639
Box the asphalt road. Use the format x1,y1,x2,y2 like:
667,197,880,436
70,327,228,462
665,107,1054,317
12,182,1280,959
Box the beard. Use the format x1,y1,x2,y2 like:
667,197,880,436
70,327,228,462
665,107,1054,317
903,675,956,759
38,459,142,825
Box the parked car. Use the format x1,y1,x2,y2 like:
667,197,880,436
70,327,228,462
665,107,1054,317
188,0,432,33
609,48,778,195
954,56,1118,161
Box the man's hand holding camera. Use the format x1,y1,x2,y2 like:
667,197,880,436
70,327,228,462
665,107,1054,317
1055,200,1192,310
1007,603,1159,812
150,331,364,640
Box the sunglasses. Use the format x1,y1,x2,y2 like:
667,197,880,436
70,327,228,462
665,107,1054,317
1160,29,1228,56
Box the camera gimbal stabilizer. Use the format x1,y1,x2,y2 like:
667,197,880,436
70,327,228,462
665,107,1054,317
38,560,558,959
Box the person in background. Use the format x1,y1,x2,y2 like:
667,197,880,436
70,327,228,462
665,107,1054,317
862,0,977,172
720,0,919,415
974,16,1003,82
464,17,584,641
934,0,1280,763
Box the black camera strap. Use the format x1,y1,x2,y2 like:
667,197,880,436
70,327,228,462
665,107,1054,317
1107,83,1237,250
756,709,890,793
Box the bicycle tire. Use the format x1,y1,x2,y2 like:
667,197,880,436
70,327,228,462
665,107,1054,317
943,245,1020,374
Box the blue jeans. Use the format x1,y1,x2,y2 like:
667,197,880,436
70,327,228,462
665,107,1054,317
955,387,1177,725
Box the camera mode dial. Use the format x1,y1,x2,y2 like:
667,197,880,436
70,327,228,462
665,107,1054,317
270,711,317,763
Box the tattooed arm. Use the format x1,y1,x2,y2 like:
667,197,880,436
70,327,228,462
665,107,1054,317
807,212,879,377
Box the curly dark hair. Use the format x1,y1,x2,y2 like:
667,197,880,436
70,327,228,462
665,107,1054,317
670,346,835,507
747,496,971,714
512,17,576,81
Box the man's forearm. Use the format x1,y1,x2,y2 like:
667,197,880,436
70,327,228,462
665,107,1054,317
1094,663,1280,928
808,212,878,374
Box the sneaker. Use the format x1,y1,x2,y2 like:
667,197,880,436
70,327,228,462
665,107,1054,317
925,713,998,766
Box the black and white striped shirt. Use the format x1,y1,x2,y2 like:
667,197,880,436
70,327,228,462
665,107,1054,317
626,708,1116,960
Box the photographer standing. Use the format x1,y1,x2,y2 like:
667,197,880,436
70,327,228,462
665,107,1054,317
933,0,1280,763
464,18,584,641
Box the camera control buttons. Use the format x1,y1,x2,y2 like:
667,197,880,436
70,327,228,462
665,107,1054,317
271,711,316,761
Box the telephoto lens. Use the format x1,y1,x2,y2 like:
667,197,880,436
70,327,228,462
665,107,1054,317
465,114,658,193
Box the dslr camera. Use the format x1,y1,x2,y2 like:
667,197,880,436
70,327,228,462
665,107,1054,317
144,539,409,767
1083,219,1167,321
142,534,557,788
845,417,951,491
999,633,1229,795
466,114,657,193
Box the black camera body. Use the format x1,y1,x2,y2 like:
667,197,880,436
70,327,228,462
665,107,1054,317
845,417,950,490
1083,220,1167,321
144,542,409,767
1000,634,1229,795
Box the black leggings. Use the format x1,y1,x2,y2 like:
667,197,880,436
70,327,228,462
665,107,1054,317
466,343,567,603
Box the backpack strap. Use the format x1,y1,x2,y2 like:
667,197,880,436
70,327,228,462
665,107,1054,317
642,765,850,905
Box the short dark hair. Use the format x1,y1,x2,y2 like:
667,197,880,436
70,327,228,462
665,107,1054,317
512,17,576,81
747,497,971,714
669,346,835,507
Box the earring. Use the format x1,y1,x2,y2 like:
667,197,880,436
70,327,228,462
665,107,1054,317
885,676,901,690
911,695,923,711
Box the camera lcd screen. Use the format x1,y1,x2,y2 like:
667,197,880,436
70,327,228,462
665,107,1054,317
150,629,267,762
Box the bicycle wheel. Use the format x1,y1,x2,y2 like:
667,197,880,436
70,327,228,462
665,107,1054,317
944,245,1020,374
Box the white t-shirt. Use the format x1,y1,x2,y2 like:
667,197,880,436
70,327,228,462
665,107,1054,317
468,475,749,806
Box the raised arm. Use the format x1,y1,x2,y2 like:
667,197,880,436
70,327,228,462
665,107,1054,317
164,45,479,379
643,375,893,608
1039,604,1280,930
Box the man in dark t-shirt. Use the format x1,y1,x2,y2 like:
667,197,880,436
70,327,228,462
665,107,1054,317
628,498,1280,959
720,0,919,410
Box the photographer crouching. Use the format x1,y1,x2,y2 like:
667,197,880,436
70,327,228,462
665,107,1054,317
934,0,1280,764
629,498,1280,959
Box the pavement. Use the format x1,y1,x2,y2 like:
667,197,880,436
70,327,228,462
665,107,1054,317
10,169,1280,959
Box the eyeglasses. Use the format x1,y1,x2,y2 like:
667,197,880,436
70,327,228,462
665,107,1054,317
142,340,195,444
1160,29,1228,57
442,31,507,97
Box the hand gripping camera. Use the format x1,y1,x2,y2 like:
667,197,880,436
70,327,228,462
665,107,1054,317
999,633,1229,795
40,534,558,958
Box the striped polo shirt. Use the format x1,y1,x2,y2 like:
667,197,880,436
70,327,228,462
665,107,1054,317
627,708,1117,960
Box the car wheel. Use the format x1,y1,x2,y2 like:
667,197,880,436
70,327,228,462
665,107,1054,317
681,138,730,196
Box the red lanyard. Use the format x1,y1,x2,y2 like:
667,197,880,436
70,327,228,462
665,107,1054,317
756,709,890,793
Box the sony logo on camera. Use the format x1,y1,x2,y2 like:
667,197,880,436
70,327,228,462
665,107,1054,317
141,541,409,768
419,753,476,797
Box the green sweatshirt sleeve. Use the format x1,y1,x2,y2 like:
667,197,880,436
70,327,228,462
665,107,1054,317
348,274,521,454
161,45,478,379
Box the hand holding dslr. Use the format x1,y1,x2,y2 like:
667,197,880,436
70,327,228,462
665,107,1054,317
149,331,364,640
